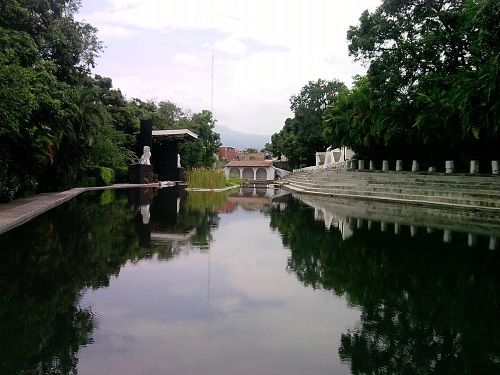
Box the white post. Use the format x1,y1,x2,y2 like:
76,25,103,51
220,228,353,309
369,160,375,170
445,160,454,173
382,160,389,171
396,160,403,171
468,234,477,247
410,226,417,237
357,218,363,229
381,221,387,232
358,160,365,170
428,167,436,172
443,229,452,243
470,160,479,174
489,236,497,251
412,160,419,172
394,223,400,235
492,160,499,175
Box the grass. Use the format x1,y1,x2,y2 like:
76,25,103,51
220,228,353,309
187,168,243,189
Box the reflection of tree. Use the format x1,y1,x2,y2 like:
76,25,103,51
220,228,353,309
0,189,222,374
270,199,500,374
181,192,225,248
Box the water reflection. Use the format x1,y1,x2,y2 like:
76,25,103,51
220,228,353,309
0,187,221,374
1,187,498,374
269,196,500,374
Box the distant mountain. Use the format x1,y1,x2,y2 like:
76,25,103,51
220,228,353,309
215,124,271,150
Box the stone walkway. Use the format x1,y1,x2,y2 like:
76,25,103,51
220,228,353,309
0,183,158,235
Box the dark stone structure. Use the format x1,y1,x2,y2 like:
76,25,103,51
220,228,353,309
152,138,180,181
128,120,197,183
128,164,153,184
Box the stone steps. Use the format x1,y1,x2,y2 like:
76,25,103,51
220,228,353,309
282,170,500,211
284,180,500,200
288,171,500,186
286,183,500,209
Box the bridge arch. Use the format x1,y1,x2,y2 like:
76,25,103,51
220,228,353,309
256,168,267,181
229,167,240,179
242,167,254,180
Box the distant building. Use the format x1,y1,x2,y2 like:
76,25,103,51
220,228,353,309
224,160,274,181
217,146,240,163
241,152,265,161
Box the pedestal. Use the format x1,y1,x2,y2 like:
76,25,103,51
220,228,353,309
128,164,153,184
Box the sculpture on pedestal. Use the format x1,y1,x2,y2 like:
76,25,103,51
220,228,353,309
139,146,151,165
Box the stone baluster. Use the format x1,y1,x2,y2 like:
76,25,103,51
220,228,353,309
382,160,389,171
470,160,479,174
445,160,454,173
492,160,499,175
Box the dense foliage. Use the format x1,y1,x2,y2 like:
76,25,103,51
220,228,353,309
271,79,346,168
0,0,219,202
273,0,499,171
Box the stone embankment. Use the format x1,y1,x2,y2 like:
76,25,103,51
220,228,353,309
281,169,500,212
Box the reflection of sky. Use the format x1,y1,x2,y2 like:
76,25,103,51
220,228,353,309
78,209,360,375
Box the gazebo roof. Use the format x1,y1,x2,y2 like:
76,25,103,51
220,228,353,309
152,129,198,142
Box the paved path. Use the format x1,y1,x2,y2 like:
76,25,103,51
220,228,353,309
0,183,158,235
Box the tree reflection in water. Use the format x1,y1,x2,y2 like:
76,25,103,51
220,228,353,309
269,198,500,374
0,188,221,374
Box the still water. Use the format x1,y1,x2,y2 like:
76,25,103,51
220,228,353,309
0,187,499,374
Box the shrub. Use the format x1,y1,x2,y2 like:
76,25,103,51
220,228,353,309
79,177,96,187
98,167,115,186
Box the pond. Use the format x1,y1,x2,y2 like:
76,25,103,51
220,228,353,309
0,187,499,374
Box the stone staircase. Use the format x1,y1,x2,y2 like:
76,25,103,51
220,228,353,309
281,169,500,211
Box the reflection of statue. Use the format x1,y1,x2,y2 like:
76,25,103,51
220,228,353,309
177,154,181,168
139,146,151,165
140,204,150,224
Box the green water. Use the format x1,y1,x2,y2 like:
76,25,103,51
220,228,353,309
0,188,498,374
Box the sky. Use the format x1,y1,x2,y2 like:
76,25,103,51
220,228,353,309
77,0,381,135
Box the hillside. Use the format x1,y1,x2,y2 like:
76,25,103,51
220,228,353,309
215,124,270,150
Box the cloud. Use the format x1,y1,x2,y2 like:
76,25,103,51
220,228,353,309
214,37,247,56
77,0,381,135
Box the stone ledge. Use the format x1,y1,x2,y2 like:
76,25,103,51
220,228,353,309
0,183,159,235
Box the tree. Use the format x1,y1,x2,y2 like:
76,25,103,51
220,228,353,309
271,79,346,168
0,0,104,200
180,110,221,169
342,0,500,165
243,147,258,153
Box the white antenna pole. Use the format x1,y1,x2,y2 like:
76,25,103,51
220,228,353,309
211,52,214,115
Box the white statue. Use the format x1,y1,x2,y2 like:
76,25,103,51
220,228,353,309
177,153,181,168
139,146,151,165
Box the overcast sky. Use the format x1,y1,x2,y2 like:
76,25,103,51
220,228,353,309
77,0,381,135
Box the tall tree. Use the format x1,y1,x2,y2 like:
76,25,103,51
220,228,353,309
272,79,346,168
340,0,500,165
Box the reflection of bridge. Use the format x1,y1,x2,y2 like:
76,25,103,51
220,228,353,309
295,194,500,250
220,186,288,212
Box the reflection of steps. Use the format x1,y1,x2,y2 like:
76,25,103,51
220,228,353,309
294,193,500,248
282,170,500,211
